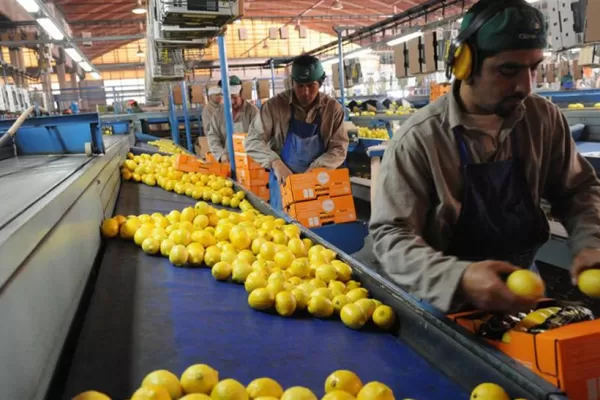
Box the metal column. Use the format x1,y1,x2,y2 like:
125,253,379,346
218,35,236,180
180,80,194,152
337,31,347,120
270,59,276,97
168,86,180,145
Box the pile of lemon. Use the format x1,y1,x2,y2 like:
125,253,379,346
357,127,389,140
101,200,395,332
148,139,190,155
73,367,400,400
120,153,245,209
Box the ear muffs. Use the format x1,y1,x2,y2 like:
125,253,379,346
452,43,475,81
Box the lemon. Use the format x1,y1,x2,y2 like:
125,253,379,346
331,261,352,282
297,283,316,296
237,250,257,265
325,370,363,396
356,382,394,400
160,238,175,257
340,304,367,330
289,258,311,278
170,244,189,267
212,261,232,281
287,238,306,257
132,384,171,400
345,281,361,291
266,279,285,299
255,397,279,400
230,230,252,251
372,305,395,330
275,291,297,317
211,379,248,400
142,370,183,399
316,265,338,283
312,287,332,299
310,278,327,289
249,288,274,310
260,242,277,261
187,243,206,266
506,270,545,299
171,229,192,246
181,396,212,400
180,364,219,394
167,210,181,224
469,383,509,400
322,391,356,400
72,391,111,400
578,269,600,297
122,169,133,180
193,215,210,229
181,207,197,222
246,378,284,399
142,237,160,255
308,295,334,318
273,250,295,270
120,218,141,239
232,260,253,283
291,288,309,310
329,281,346,296
302,238,313,249
354,299,376,319
101,219,120,238
332,295,349,313
346,288,369,303
194,231,217,248
114,215,127,226
245,273,268,293
204,246,221,267
308,245,325,259
134,226,153,246
281,387,317,400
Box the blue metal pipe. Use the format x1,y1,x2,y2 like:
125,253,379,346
168,86,180,145
337,31,347,120
270,59,276,96
180,81,194,152
218,35,236,179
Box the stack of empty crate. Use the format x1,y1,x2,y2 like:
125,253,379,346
232,133,270,202
281,168,356,228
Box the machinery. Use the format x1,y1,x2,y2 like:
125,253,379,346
5,85,19,113
0,85,7,112
158,0,242,27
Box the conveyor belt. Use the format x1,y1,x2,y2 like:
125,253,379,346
60,182,467,400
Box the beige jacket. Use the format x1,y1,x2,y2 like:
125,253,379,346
207,100,259,161
202,100,220,134
244,90,348,169
370,83,600,312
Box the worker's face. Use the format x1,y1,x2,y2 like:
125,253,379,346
231,94,243,110
293,81,320,107
467,49,545,117
209,94,223,104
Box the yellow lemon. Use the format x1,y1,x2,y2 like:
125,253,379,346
114,215,127,226
187,243,206,266
142,237,160,255
296,283,316,296
204,246,221,267
332,295,349,314
324,370,363,396
372,305,396,330
246,378,284,399
302,238,313,249
316,265,338,283
346,288,369,303
275,291,297,317
182,396,212,400
506,270,545,299
260,242,277,261
281,387,317,400
266,279,285,299
469,383,509,400
120,218,141,240
167,210,181,224
101,219,120,238
329,281,346,296
289,258,311,278
134,226,153,246
322,391,356,400
321,249,337,262
255,397,279,400
331,261,353,282
308,245,325,259
237,250,257,265
271,230,288,245
356,382,393,400
340,304,367,330
230,230,252,250
354,299,376,319
578,269,600,297
160,238,175,257
170,229,192,246
291,288,309,310
72,391,111,400
193,231,217,248
193,215,210,229
180,364,219,395
169,244,189,267
308,295,334,318
310,278,327,289
181,207,197,222
131,384,171,400
142,370,182,399
345,281,361,291
248,288,274,310
311,287,332,299
274,250,295,270
232,260,253,283
245,273,268,293
212,261,232,281
211,379,249,400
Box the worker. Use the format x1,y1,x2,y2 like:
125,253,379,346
202,86,223,135
368,0,600,314
206,76,258,163
127,100,143,113
245,54,349,210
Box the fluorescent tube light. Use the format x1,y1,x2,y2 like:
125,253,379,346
386,31,423,47
65,48,83,63
346,48,372,60
37,18,65,40
17,0,40,13
79,61,93,72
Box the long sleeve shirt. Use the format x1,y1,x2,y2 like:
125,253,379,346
206,100,258,161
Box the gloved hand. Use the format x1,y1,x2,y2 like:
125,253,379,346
220,154,230,163
271,159,293,184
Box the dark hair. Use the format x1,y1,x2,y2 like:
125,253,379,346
292,54,320,68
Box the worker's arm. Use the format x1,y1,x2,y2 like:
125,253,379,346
245,101,281,168
545,106,600,256
369,134,471,312
308,104,349,170
206,112,227,162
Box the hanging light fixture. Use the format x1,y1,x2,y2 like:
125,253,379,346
132,0,146,14
331,0,343,10
136,45,144,57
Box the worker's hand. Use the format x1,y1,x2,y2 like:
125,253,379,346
271,159,293,184
460,261,539,313
571,248,600,285
220,154,230,163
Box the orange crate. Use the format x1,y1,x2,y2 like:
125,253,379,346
281,168,351,208
234,152,262,170
238,167,269,186
449,302,600,399
285,195,356,228
233,133,247,153
175,154,204,173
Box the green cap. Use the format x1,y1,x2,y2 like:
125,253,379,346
461,1,547,56
291,55,325,83
218,75,242,87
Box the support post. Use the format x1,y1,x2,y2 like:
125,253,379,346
270,59,276,96
180,80,194,152
218,35,236,180
336,30,347,120
168,85,180,145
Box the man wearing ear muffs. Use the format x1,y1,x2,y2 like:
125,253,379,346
245,54,348,211
369,0,600,313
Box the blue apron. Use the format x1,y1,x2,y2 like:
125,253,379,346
269,106,325,211
446,127,550,273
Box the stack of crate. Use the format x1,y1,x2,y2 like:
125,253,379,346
232,133,270,202
282,168,356,228
174,153,230,178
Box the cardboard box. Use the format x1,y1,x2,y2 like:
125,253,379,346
422,32,437,74
281,168,351,208
449,302,600,400
233,133,247,153
408,37,422,75
234,152,262,170
175,154,230,177
190,84,206,105
241,81,254,101
243,183,270,201
585,0,600,43
394,44,407,78
257,80,270,99
238,167,269,186
286,195,356,228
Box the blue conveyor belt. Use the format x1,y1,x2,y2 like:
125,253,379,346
61,182,466,400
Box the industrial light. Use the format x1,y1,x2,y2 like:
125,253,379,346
233,19,242,24
543,51,552,57
91,72,101,79
331,0,343,10
321,58,337,66
65,48,83,63
386,31,423,47
79,61,93,72
526,0,540,3
457,17,463,23
136,46,144,57
17,0,39,13
37,18,65,40
132,0,146,14
345,48,372,59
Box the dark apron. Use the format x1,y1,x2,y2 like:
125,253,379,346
446,126,550,269
269,106,325,211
